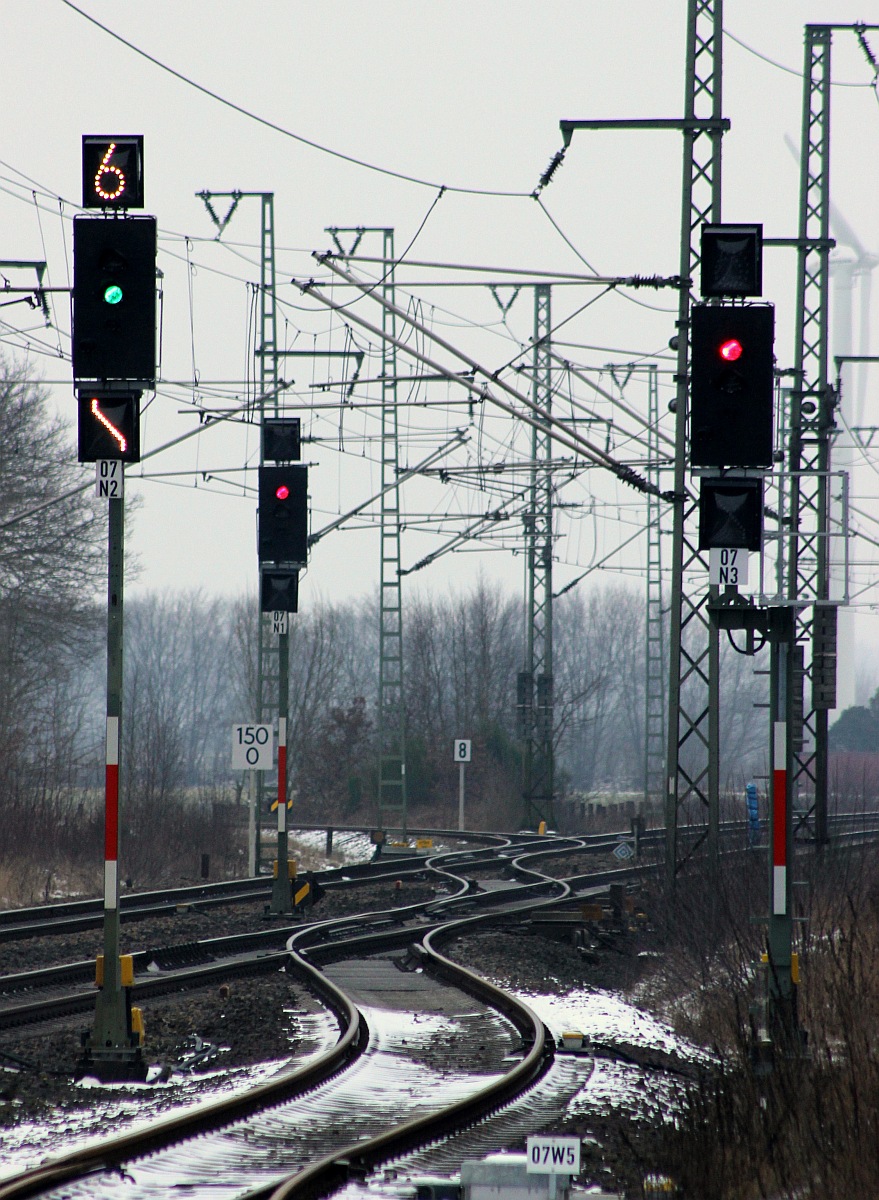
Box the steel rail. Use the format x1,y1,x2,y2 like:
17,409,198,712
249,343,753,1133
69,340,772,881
0,876,273,929
0,831,546,932
0,841,560,1023
0,947,366,1200
257,895,569,1200
0,868,574,1200
0,834,590,944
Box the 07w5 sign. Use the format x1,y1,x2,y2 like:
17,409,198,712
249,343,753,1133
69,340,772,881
231,724,274,770
526,1135,581,1175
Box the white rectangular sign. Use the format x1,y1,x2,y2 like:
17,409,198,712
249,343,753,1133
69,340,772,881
453,738,472,763
231,723,274,770
709,547,749,587
95,460,123,499
526,1136,581,1175
272,611,289,636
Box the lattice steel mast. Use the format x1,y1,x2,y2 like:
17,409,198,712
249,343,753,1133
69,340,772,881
198,191,280,874
664,0,726,880
325,226,408,834
256,195,280,870
788,26,836,844
371,231,408,834
645,364,666,808
520,284,556,829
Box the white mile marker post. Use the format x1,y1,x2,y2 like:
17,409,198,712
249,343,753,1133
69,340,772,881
454,739,471,831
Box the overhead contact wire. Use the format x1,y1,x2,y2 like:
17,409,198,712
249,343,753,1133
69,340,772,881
298,257,670,501
58,0,531,199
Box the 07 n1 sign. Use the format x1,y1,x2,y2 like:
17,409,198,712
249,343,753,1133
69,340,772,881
231,724,274,770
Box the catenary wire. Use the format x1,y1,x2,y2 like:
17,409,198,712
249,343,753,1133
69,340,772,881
57,0,534,199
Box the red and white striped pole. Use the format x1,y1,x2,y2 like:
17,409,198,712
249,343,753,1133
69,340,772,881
104,715,120,911
277,716,287,834
772,719,787,916
86,490,142,1076
270,626,293,914
766,608,797,1043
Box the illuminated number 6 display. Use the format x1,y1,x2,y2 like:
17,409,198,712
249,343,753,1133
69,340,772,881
82,135,145,209
94,144,125,203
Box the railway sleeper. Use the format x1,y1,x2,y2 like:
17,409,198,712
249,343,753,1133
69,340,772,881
144,941,217,972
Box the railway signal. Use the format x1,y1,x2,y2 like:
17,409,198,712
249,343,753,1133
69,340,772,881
689,304,775,468
698,477,763,551
74,137,153,1083
263,417,301,463
256,444,308,918
261,567,299,613
257,464,308,565
77,392,141,463
700,223,763,297
72,214,157,386
82,136,144,209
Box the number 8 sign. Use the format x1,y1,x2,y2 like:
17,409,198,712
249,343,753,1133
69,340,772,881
453,739,471,763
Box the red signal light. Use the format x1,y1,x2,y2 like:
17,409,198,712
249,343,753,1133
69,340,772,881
719,338,743,362
275,484,290,501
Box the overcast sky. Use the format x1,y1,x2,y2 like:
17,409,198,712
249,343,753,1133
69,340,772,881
2,2,879,701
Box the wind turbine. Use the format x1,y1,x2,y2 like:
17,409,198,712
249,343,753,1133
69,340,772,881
827,200,879,428
783,134,878,426
784,134,879,713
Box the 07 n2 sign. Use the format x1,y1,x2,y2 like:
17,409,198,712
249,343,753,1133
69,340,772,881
231,724,274,770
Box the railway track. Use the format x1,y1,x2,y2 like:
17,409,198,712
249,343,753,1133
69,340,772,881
0,835,633,1029
1,816,874,1033
2,819,876,1198
0,830,631,959
7,812,866,946
0,843,636,1200
0,830,584,944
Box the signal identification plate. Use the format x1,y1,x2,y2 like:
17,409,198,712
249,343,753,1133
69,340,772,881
95,460,123,499
709,547,750,587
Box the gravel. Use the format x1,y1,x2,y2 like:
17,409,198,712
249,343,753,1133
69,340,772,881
0,877,693,1195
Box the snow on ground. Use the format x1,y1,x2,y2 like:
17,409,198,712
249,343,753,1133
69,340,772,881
0,1008,338,1182
518,987,705,1063
512,986,707,1125
287,829,375,870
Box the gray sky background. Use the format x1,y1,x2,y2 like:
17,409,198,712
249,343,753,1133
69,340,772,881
2,2,879,701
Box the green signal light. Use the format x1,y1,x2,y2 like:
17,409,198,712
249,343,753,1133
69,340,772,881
103,284,123,305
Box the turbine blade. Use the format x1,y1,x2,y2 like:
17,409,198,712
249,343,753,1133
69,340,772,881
783,132,867,260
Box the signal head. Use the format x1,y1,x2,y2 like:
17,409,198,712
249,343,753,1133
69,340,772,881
82,136,144,209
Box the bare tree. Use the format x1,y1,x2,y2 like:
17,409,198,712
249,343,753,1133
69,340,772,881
0,358,107,887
